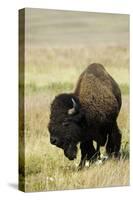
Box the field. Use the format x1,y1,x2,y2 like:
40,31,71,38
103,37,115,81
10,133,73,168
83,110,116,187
19,9,129,192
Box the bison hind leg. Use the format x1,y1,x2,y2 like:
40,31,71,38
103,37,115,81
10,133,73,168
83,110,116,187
106,122,121,158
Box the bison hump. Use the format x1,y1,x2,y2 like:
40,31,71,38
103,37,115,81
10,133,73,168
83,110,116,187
77,73,119,124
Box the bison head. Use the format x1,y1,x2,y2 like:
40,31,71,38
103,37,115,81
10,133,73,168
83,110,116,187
48,93,82,160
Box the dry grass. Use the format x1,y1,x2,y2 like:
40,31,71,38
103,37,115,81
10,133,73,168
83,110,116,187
25,46,129,89
21,47,129,191
25,159,129,192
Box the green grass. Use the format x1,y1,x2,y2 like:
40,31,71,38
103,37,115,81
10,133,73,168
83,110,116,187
120,84,129,95
26,81,74,94
26,82,129,96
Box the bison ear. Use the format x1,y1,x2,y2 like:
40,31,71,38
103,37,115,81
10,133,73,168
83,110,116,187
68,98,78,115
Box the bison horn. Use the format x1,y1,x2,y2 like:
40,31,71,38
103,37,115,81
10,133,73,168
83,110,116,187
68,98,77,115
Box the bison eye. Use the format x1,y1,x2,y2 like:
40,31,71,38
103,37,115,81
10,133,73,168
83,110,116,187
62,121,69,126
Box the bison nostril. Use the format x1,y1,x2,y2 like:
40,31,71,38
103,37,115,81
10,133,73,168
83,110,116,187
50,137,57,145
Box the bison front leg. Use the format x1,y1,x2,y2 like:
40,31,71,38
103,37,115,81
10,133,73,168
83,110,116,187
78,140,97,170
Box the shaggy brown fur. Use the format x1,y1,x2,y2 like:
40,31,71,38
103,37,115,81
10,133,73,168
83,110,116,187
75,63,121,124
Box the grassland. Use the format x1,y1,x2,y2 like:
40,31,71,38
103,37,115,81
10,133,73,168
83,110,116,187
21,46,129,192
19,9,129,192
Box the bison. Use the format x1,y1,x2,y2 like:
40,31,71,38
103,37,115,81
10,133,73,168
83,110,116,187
48,63,122,169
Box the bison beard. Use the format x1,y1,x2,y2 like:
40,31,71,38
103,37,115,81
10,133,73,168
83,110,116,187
48,63,122,169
